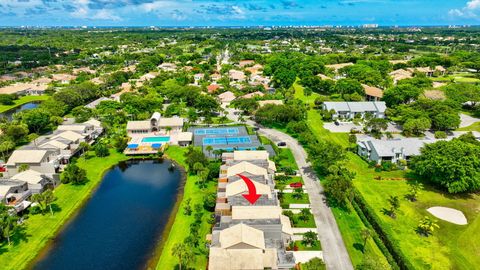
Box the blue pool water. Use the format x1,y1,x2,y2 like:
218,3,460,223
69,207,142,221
203,136,252,145
33,160,182,270
141,136,170,143
194,128,239,135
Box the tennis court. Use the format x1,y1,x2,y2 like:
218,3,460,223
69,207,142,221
194,128,239,136
202,136,252,145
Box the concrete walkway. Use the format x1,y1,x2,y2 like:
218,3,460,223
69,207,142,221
225,107,353,269
257,127,354,270
460,113,480,128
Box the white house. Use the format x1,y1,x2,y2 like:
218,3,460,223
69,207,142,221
357,137,435,164
322,101,386,120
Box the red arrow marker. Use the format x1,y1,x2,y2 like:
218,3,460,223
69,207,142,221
238,174,261,205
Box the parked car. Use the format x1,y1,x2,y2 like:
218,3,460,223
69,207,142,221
277,142,286,147
334,120,340,126
289,182,303,188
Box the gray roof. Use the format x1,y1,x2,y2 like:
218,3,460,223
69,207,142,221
359,138,435,157
323,101,387,113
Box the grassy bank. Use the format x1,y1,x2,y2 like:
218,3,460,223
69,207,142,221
0,150,128,270
295,84,480,269
0,95,50,113
156,146,216,269
294,86,391,268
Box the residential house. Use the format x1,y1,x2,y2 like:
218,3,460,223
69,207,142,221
0,83,48,96
326,62,354,72
218,91,236,105
407,66,446,77
10,169,53,194
85,97,111,109
357,137,435,164
158,62,177,72
238,60,255,68
0,180,31,212
5,149,59,177
389,69,413,84
322,101,386,120
207,84,221,93
126,112,184,135
363,84,384,101
258,100,284,107
229,70,246,82
240,91,264,99
52,74,77,84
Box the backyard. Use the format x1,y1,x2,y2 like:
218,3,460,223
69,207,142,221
0,95,50,113
0,150,129,270
156,146,216,270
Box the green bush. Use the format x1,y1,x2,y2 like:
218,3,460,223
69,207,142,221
434,131,447,139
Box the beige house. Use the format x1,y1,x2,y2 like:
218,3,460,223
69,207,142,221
229,70,246,82
363,84,384,101
209,224,278,270
218,91,236,104
6,149,59,176
10,169,52,194
258,100,284,107
225,179,272,199
126,112,184,135
224,161,269,178
389,69,413,84
241,91,264,99
0,83,48,95
326,62,354,72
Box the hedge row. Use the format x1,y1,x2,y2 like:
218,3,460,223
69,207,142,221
351,199,400,270
353,189,415,270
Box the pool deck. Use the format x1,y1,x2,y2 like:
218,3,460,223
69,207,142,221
124,131,192,155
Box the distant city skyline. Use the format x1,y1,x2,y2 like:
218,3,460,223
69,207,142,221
1,0,480,27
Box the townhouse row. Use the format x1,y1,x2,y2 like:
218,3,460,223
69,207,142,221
0,119,103,212
207,150,296,270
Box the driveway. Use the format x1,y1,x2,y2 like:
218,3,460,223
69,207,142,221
257,127,354,270
460,113,480,128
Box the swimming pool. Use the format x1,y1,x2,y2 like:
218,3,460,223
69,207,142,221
202,136,252,145
141,136,171,143
194,128,239,135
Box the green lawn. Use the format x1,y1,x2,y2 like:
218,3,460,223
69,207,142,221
302,105,393,268
0,95,50,113
289,212,316,228
276,148,299,170
294,240,322,251
0,150,129,270
280,192,310,205
457,122,480,132
303,96,480,269
348,153,480,270
156,146,216,270
293,81,321,108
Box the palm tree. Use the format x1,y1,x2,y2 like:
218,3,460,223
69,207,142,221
299,208,311,223
0,209,19,246
212,149,223,159
302,231,318,247
32,190,57,216
292,187,304,200
407,181,424,202
360,228,372,253
172,243,195,270
387,195,400,218
205,145,213,157
417,216,440,236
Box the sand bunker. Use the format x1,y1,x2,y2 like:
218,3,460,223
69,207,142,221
427,206,468,225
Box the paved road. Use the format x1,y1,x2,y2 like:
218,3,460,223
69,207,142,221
224,107,353,269
257,127,354,270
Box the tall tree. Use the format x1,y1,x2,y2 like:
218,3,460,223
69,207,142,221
172,242,195,270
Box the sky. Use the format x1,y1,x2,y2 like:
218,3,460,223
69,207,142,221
1,0,480,27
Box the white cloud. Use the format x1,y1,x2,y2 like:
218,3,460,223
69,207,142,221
92,9,121,21
449,0,480,19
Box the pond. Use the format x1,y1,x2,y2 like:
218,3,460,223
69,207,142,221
33,159,183,270
0,101,41,120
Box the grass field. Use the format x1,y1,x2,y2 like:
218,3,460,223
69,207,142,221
0,150,129,270
348,153,480,270
0,95,50,113
156,146,216,270
296,79,480,269
276,148,299,170
289,212,317,228
293,85,391,268
294,240,322,251
293,81,321,108
457,122,480,132
281,193,310,205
